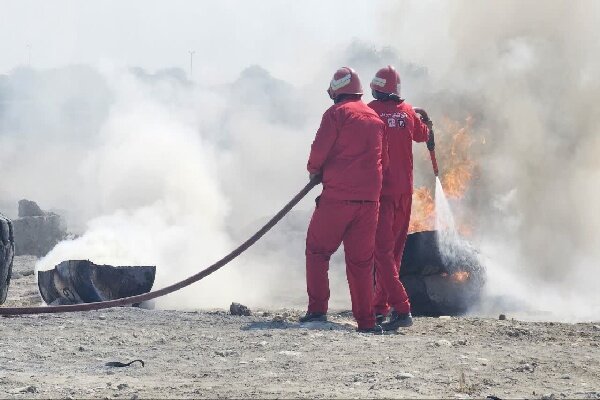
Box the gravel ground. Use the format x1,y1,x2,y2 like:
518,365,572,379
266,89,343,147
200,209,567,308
1,256,599,399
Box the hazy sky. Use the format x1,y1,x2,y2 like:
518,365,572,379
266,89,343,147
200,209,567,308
0,0,384,82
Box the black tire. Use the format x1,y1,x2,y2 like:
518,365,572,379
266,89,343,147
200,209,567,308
0,213,15,304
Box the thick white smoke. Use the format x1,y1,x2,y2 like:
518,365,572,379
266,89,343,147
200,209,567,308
0,64,355,309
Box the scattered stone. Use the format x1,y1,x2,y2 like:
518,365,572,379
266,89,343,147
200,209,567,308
10,385,38,394
272,315,286,323
499,314,507,320
456,339,468,345
117,384,129,390
439,316,451,320
593,325,600,331
215,350,236,357
229,302,251,316
513,362,536,373
396,372,414,379
278,350,301,357
506,327,530,337
435,339,452,347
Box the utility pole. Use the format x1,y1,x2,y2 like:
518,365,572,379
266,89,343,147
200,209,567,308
189,50,195,81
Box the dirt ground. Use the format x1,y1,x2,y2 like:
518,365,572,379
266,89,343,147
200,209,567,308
1,256,599,399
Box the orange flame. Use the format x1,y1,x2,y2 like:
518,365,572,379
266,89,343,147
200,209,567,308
440,116,476,200
439,271,470,283
408,187,435,233
409,116,478,234
450,271,470,283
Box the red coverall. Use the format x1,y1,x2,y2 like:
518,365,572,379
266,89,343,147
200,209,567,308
306,98,385,330
367,100,429,316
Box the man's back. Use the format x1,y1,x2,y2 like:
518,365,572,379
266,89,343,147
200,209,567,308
368,100,428,198
308,99,385,201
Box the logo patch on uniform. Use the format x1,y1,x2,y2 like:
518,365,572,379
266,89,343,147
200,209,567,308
381,112,408,129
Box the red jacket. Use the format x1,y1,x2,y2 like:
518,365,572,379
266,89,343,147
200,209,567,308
307,99,385,201
368,100,429,198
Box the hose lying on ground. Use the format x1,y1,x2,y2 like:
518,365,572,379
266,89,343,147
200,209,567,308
0,178,319,315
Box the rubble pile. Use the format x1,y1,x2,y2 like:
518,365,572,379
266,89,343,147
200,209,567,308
12,199,68,257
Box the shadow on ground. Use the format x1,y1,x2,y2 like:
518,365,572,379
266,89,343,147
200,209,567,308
242,320,354,331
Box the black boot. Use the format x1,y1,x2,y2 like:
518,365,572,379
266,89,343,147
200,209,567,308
381,311,413,331
299,312,327,323
356,324,384,335
375,313,387,325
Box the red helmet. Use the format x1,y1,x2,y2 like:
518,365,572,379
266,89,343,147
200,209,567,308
370,65,401,96
327,67,363,99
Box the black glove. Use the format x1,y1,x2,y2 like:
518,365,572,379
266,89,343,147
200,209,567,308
309,172,322,184
427,128,435,151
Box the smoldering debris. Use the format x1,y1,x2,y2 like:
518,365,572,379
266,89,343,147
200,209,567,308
37,260,155,305
12,199,68,257
230,302,252,316
400,230,484,316
105,359,145,368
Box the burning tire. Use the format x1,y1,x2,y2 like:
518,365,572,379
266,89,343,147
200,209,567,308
0,213,15,304
400,230,484,316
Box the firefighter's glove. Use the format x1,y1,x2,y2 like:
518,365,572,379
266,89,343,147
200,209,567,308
414,107,433,129
427,129,435,151
309,173,322,184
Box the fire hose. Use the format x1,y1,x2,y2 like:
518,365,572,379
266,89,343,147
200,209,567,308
413,107,439,177
429,147,439,177
0,178,320,315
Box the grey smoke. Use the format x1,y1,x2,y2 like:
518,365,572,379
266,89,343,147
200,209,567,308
381,0,600,320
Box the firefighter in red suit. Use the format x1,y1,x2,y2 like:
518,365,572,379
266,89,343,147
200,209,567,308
368,65,434,330
300,67,386,334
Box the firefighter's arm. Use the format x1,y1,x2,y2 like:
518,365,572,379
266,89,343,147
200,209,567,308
412,109,431,143
307,110,338,174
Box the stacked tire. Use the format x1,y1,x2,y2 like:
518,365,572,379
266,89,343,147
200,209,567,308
0,213,14,304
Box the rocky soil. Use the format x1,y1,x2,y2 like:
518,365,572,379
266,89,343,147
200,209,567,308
1,256,599,399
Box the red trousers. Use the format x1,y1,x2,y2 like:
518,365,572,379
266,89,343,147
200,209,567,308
373,195,412,315
305,198,379,329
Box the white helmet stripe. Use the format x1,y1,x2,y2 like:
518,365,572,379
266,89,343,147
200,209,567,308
371,77,386,87
330,73,352,91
